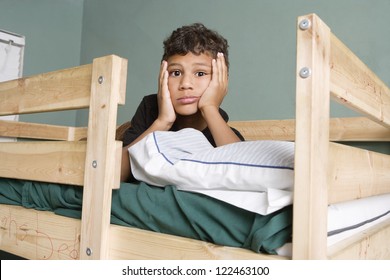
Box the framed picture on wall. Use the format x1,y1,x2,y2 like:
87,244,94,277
0,29,25,142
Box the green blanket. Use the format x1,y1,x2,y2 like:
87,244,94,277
0,178,292,254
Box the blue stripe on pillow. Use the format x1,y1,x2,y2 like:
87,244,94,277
153,132,174,165
180,158,294,170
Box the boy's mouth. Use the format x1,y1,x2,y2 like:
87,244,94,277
177,96,199,105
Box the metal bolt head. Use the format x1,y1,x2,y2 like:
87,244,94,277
92,160,97,168
299,19,311,30
299,67,312,79
86,247,92,256
98,76,104,84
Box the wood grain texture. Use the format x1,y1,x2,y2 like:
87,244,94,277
328,142,390,204
229,117,390,141
80,55,127,260
330,34,390,129
293,13,331,260
0,120,87,141
0,141,86,185
0,205,81,260
0,64,92,115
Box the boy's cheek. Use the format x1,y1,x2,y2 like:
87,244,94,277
167,80,176,91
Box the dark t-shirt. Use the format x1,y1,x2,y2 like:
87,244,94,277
123,94,244,147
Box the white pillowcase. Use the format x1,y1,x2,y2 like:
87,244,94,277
128,128,294,215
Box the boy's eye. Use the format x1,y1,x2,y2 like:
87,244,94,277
195,72,206,77
169,70,181,77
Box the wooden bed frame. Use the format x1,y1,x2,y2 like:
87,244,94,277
0,14,389,260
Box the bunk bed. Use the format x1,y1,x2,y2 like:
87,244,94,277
0,13,389,260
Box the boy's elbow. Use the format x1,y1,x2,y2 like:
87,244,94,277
120,147,131,182
120,173,128,183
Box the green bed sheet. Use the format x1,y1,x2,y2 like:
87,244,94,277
0,178,292,254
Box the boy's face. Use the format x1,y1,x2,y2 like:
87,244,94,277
166,52,213,116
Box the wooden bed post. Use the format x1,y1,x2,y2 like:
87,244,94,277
79,55,127,259
293,14,331,259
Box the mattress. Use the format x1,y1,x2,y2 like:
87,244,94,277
0,178,292,255
275,193,390,257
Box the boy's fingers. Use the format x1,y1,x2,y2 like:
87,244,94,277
217,52,227,83
162,70,169,96
216,53,228,94
159,61,167,86
211,58,217,82
158,61,169,96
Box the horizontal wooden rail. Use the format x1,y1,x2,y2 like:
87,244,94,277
229,117,390,141
327,142,390,204
108,225,286,260
0,64,92,116
328,218,390,259
0,205,81,260
229,119,296,141
329,117,390,141
330,34,390,129
0,120,87,141
0,141,86,185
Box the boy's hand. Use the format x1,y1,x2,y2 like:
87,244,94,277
157,60,176,128
197,53,240,147
198,52,228,111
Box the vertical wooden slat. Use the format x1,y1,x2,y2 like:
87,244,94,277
293,14,331,259
79,55,127,259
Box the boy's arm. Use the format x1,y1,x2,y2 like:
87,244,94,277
201,106,241,146
199,53,241,146
121,61,175,182
120,119,172,182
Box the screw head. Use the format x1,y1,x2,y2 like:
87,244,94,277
299,19,311,30
299,67,312,79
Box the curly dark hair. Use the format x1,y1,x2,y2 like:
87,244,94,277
162,23,229,69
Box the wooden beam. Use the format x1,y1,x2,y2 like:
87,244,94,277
293,14,331,260
328,218,390,259
0,205,81,260
0,141,86,185
0,120,87,141
0,64,92,115
228,119,295,141
80,55,127,260
108,225,287,260
330,33,390,129
329,117,390,141
228,117,390,142
328,142,390,204
0,203,286,260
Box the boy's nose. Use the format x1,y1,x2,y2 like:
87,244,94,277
179,74,193,90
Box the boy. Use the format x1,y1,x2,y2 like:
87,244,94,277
121,23,244,182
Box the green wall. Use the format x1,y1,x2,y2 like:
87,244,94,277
1,0,389,152
79,0,390,124
0,0,84,126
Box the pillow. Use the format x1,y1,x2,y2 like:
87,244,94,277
128,128,294,215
